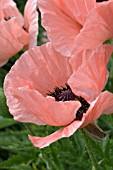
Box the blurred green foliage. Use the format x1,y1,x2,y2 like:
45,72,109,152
0,0,113,170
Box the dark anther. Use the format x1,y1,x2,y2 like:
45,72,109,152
96,0,108,2
4,17,11,21
23,26,28,32
47,84,90,121
47,84,79,101
75,96,90,120
75,107,84,121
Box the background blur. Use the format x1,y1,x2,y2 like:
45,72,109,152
0,1,113,170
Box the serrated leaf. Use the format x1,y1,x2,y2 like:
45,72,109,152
0,152,36,169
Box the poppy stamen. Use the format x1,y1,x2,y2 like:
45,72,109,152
96,0,108,2
47,84,90,120
4,17,11,21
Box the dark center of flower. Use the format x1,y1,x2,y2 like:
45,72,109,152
23,26,28,32
96,0,108,2
4,17,11,21
47,84,90,121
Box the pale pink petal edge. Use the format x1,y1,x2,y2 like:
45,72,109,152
24,0,38,49
28,118,84,148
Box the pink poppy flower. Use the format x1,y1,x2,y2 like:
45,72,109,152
0,0,38,67
38,0,108,57
4,43,113,148
75,0,113,52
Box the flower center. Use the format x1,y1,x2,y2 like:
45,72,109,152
96,0,108,2
4,17,11,21
47,84,90,121
23,26,28,32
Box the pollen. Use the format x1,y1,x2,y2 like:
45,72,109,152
47,84,90,121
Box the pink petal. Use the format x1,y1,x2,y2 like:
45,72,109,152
4,86,46,125
0,59,8,67
102,91,113,115
70,44,113,72
45,98,81,126
28,118,84,148
4,42,80,126
70,0,96,25
24,0,38,49
68,47,111,102
4,42,72,96
52,0,96,25
75,1,113,51
4,80,81,126
38,0,82,56
28,90,113,148
0,18,28,66
0,0,23,20
38,0,96,56
81,91,113,128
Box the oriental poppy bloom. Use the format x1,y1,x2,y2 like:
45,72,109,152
0,0,38,67
4,43,113,148
75,0,113,52
38,0,109,57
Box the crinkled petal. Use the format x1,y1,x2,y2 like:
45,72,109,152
0,0,23,20
70,44,113,72
4,42,72,96
81,91,113,128
102,91,113,115
38,0,96,56
52,0,96,25
70,0,96,25
24,0,38,49
4,42,80,126
45,97,81,126
38,0,82,56
28,118,84,148
68,47,111,102
0,18,28,66
75,1,113,51
28,91,113,148
4,86,46,125
4,81,81,126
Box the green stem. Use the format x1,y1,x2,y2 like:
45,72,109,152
80,129,99,170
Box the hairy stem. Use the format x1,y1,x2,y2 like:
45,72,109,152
80,129,99,170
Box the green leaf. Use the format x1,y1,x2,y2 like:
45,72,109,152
0,68,7,87
0,154,33,169
0,88,12,118
0,116,16,129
